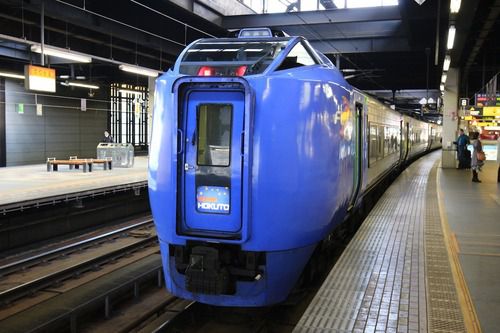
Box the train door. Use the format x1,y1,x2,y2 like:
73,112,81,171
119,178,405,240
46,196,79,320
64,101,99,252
400,120,410,162
404,122,410,160
428,125,434,150
399,120,405,161
348,102,364,210
181,91,244,235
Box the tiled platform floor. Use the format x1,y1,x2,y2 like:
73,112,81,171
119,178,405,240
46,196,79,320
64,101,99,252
293,151,476,333
439,161,500,333
0,156,148,207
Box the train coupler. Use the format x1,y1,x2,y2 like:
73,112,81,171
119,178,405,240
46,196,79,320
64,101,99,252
185,246,235,295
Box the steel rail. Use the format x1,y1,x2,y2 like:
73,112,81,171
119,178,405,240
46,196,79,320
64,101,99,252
0,218,157,305
0,217,153,275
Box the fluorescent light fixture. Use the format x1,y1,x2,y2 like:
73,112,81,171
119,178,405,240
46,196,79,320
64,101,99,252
0,71,25,79
428,97,435,104
447,25,456,49
118,88,144,95
67,82,99,89
441,73,447,83
443,55,451,71
419,98,427,105
75,76,86,80
440,84,445,91
31,44,92,63
341,69,357,73
59,75,69,79
119,64,159,77
450,0,461,13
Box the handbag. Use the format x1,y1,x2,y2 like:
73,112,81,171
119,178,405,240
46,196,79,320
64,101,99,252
477,151,486,161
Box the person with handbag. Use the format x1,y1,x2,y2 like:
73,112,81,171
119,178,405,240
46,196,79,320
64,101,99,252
471,131,485,183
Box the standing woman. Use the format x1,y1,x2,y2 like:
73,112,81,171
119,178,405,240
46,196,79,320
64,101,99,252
471,131,484,183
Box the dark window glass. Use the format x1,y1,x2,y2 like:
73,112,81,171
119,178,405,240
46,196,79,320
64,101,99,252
197,104,232,167
179,39,289,75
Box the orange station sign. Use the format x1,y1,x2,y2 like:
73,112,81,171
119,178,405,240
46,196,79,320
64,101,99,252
24,64,56,93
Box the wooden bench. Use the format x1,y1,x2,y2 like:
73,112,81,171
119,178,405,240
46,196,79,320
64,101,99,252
46,157,113,173
47,158,92,172
82,158,113,171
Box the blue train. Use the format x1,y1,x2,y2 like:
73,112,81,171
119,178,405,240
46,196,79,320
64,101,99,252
148,28,441,307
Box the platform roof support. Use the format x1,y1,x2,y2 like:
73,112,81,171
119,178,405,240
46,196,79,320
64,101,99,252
441,68,460,169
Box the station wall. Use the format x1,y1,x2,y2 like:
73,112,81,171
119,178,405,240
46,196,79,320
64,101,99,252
4,79,108,166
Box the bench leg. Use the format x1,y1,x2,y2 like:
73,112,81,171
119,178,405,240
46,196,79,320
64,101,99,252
70,164,74,170
83,163,87,173
88,163,93,172
108,161,112,170
53,164,58,171
75,164,79,170
103,162,107,170
47,162,51,172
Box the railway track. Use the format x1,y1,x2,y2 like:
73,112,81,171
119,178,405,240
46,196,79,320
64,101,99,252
0,216,157,306
0,215,183,332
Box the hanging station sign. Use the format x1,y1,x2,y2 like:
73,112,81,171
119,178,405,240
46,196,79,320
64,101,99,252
24,65,56,93
475,93,500,107
483,106,500,117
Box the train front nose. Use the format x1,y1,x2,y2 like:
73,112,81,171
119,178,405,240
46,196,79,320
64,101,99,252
166,78,258,302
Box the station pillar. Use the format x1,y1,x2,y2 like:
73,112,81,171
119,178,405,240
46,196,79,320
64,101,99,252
441,68,459,168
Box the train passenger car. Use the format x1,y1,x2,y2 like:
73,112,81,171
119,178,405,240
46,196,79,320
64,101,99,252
149,28,441,307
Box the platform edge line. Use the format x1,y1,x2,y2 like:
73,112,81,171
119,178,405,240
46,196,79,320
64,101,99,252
436,166,482,333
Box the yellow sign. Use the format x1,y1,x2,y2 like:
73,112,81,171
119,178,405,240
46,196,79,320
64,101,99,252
483,106,500,117
24,65,56,92
477,122,494,127
28,65,55,79
464,116,473,120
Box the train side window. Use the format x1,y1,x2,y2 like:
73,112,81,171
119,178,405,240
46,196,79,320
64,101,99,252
276,42,317,71
196,104,232,167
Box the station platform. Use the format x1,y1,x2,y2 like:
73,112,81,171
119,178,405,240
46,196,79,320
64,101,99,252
294,151,500,333
0,156,148,212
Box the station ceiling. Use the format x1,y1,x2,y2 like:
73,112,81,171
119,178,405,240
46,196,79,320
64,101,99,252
0,0,498,107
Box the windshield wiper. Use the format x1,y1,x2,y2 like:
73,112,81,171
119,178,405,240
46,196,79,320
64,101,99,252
248,46,274,74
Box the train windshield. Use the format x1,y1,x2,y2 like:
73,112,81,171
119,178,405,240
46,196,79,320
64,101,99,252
179,39,291,76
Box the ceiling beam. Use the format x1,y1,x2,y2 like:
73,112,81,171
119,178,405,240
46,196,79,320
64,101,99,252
222,6,402,29
463,0,500,79
311,37,410,54
280,20,404,41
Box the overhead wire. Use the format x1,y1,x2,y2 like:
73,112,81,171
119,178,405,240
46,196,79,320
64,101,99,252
292,10,389,90
54,0,194,47
128,0,217,38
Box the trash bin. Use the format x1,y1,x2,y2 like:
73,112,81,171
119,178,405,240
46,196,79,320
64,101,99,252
97,143,134,168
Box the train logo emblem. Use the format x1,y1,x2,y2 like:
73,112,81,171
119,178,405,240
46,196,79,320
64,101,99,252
196,186,230,214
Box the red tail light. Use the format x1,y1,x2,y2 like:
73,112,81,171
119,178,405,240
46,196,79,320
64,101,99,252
235,66,247,76
197,66,215,76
